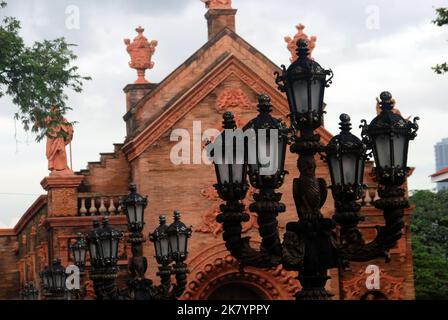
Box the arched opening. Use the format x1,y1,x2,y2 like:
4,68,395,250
206,282,269,300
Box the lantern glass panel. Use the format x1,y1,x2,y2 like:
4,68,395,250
232,164,244,183
169,233,178,254
217,164,230,183
80,247,86,263
278,137,286,173
175,233,187,255
342,154,357,185
101,238,111,259
42,274,49,287
374,134,391,168
127,205,136,224
292,80,309,113
160,237,170,257
54,273,63,290
392,134,406,168
181,233,188,254
73,248,80,263
286,86,295,113
111,238,119,259
89,243,98,260
257,135,270,169
329,156,342,185
136,204,144,225
357,158,365,184
154,240,162,257
310,79,323,112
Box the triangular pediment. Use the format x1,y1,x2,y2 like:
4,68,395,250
123,30,333,161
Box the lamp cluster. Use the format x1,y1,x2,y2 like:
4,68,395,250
39,184,192,300
209,38,419,299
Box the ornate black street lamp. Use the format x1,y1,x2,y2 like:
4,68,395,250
244,95,288,263
20,282,39,300
210,38,419,300
122,183,148,234
326,114,367,245
69,233,88,299
166,211,192,298
86,217,122,300
361,91,419,187
70,233,87,271
39,258,67,299
83,184,192,301
276,39,333,130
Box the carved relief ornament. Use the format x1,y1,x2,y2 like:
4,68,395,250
124,26,158,84
217,88,254,111
195,186,258,236
342,268,405,300
284,24,317,62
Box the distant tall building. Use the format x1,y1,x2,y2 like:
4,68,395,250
435,138,448,191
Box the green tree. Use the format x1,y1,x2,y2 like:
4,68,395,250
0,1,90,141
433,7,448,74
410,190,448,299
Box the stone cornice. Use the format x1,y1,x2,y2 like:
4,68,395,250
40,175,84,191
45,215,127,229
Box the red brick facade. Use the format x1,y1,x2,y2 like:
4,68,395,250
0,6,414,300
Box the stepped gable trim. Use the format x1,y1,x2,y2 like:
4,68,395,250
124,28,281,119
123,54,333,161
13,195,47,235
76,143,126,176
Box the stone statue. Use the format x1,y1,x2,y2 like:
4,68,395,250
201,0,232,9
284,24,317,62
46,109,74,176
124,26,158,84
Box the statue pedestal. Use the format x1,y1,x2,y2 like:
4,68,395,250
41,175,84,217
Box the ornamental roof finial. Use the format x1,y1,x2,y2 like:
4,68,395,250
201,0,233,9
284,23,317,62
124,26,158,84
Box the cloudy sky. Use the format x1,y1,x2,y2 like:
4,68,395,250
0,0,447,228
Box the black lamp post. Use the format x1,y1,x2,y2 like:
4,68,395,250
326,114,367,245
276,39,333,130
210,38,419,300
211,112,249,203
167,211,192,298
121,183,148,234
70,232,88,299
86,218,122,300
86,217,123,270
62,165,190,303
361,91,419,187
70,233,87,271
150,216,172,297
207,112,251,262
39,258,67,299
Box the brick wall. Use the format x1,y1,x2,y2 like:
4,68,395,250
0,234,19,299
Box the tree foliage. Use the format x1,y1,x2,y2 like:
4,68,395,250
410,190,448,299
0,1,90,141
433,7,448,74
